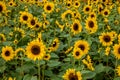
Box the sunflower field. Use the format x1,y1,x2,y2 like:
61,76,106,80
0,0,120,80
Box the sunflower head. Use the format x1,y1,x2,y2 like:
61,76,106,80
1,46,14,61
113,44,120,59
61,10,74,20
27,17,38,28
0,33,6,42
63,68,82,80
71,19,82,35
74,1,80,8
66,1,72,8
44,2,54,13
99,32,113,46
116,65,120,76
74,40,90,54
26,40,46,61
0,1,6,13
19,11,33,24
85,17,98,34
102,8,110,17
50,38,60,51
44,54,51,60
73,48,84,59
83,5,91,14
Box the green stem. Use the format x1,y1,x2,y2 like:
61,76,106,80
38,61,40,80
42,65,45,80
114,59,118,78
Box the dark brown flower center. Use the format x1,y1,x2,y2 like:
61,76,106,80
75,2,78,6
69,73,78,80
31,45,40,55
5,51,10,56
73,23,79,31
103,0,106,2
99,7,102,12
75,51,80,56
45,55,48,58
118,48,120,54
104,11,108,15
88,21,94,28
103,35,111,42
47,5,51,10
67,3,71,7
52,42,57,47
0,5,3,12
35,24,39,28
78,45,85,51
31,19,35,25
23,15,28,21
85,7,90,11
91,14,95,18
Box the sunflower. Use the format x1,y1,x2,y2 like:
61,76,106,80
33,22,42,30
71,19,82,35
61,10,74,20
113,44,120,59
8,0,16,7
14,27,25,38
98,4,103,14
116,65,120,76
65,46,73,54
43,20,50,29
85,17,98,34
89,12,97,19
66,1,72,8
44,54,51,60
0,1,6,13
55,20,64,31
73,48,84,59
73,1,80,8
118,34,120,43
26,40,46,61
118,7,120,14
102,8,110,17
27,17,38,28
1,46,14,61
99,32,114,46
82,55,94,71
83,5,92,14
19,11,33,24
100,0,108,4
105,47,110,56
92,0,99,4
74,40,90,54
15,48,25,56
44,2,54,13
51,38,60,51
73,11,81,19
0,33,6,42
63,68,82,80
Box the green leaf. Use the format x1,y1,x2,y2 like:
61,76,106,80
114,77,120,80
23,74,32,80
0,66,6,73
31,76,37,80
47,60,61,67
81,70,96,79
95,63,105,73
51,53,59,58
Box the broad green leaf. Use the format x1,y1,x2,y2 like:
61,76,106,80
47,60,61,67
31,76,37,80
81,70,96,79
95,63,105,73
23,74,32,80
